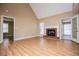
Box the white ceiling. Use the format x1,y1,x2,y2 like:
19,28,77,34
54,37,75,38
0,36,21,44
30,3,72,19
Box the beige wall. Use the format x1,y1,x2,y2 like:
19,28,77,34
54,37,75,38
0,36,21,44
41,11,73,37
0,3,39,40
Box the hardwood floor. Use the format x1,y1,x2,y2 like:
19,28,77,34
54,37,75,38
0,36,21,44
0,37,79,56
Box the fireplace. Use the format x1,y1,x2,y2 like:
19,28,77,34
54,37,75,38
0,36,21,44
46,28,57,37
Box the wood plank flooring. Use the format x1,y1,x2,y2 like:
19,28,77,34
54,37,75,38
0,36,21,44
0,37,79,56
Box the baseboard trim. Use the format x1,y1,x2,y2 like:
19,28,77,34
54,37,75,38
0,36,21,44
15,35,40,41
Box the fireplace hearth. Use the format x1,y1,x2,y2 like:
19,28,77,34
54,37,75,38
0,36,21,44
46,28,57,37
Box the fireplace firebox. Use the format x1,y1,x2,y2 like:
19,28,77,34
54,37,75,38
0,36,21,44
46,28,57,37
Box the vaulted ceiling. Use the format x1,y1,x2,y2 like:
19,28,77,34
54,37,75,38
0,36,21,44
30,3,72,19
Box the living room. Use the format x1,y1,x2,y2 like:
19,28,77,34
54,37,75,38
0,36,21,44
0,3,79,56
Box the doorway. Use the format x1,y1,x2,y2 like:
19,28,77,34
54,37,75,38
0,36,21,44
1,16,15,44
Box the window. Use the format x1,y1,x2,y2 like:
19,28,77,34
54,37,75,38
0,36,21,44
40,22,44,35
3,23,8,33
63,23,71,35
